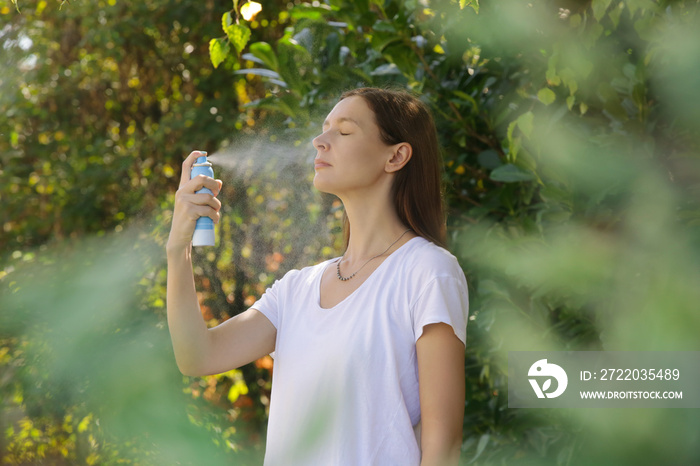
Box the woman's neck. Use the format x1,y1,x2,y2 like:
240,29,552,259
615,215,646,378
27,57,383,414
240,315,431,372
341,193,411,263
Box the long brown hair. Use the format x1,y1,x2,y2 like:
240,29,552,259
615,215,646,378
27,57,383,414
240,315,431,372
339,87,447,248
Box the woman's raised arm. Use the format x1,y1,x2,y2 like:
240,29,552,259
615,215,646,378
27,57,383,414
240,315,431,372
166,151,276,377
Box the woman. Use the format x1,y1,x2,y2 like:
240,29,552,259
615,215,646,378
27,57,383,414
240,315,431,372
166,88,469,465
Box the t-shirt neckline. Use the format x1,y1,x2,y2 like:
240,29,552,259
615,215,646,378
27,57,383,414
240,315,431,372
316,236,422,311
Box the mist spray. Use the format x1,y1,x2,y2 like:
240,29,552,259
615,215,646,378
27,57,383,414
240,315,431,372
190,155,215,247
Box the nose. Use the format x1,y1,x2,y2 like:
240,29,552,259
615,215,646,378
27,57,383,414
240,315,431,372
312,132,328,151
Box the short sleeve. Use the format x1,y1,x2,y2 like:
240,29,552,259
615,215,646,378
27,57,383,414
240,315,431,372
252,278,282,330
411,275,469,345
251,268,304,330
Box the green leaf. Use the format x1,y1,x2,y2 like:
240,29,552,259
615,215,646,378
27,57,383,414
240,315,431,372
586,22,605,46
225,23,251,54
371,63,401,76
510,135,522,161
559,67,577,95
537,206,572,224
250,42,279,71
452,90,478,109
546,67,561,86
546,54,561,86
490,164,535,183
370,30,403,52
517,148,537,172
460,0,479,14
537,87,556,106
470,433,490,463
373,20,397,33
209,38,230,69
540,184,573,207
608,2,623,29
223,10,233,29
277,39,312,94
570,13,582,28
383,43,417,79
516,111,534,139
289,4,327,20
234,68,282,79
506,119,517,145
591,0,612,21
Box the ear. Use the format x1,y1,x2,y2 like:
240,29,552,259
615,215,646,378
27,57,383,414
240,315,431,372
385,142,412,173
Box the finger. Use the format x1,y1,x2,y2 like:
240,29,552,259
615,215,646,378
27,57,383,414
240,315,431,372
179,150,208,187
186,193,222,211
176,192,221,214
179,174,221,195
195,205,221,224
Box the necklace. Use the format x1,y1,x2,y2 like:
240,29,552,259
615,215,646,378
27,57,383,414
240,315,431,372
336,228,412,281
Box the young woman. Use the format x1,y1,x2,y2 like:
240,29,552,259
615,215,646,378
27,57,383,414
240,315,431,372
166,88,469,465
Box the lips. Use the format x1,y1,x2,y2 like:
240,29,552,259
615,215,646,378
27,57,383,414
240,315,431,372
314,159,331,169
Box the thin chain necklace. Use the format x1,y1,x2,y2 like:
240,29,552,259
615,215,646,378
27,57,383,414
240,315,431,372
336,228,412,281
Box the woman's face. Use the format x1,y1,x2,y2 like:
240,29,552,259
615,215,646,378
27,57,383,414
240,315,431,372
312,96,396,197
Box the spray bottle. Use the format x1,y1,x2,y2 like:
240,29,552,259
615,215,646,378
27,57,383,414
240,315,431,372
190,154,216,247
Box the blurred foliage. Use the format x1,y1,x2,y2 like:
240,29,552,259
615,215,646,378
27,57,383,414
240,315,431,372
2,0,700,465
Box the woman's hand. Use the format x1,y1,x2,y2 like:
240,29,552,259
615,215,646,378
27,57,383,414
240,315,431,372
166,151,223,253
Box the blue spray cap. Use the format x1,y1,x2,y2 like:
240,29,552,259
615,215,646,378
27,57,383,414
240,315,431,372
196,155,208,164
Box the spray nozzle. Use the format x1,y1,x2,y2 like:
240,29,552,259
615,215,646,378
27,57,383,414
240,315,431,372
193,155,212,167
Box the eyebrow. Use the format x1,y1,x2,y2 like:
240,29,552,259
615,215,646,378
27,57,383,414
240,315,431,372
322,117,361,129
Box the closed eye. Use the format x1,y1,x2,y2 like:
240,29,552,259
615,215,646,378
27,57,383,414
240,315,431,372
339,132,351,136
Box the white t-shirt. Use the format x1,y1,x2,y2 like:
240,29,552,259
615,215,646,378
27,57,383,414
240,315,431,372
253,236,469,465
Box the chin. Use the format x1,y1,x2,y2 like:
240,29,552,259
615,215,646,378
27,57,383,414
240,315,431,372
313,174,335,194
